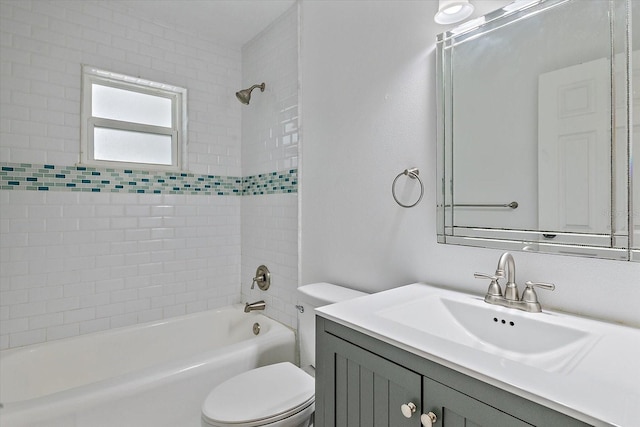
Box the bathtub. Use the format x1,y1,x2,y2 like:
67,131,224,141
0,306,295,427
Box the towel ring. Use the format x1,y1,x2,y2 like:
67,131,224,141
392,168,424,208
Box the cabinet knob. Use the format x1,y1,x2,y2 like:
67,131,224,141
400,402,417,418
421,411,438,427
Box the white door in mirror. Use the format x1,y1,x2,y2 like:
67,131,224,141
538,57,610,235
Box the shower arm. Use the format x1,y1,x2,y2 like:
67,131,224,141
246,83,264,92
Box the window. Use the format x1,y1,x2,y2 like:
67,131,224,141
81,66,187,170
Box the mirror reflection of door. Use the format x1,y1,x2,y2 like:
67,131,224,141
538,57,611,235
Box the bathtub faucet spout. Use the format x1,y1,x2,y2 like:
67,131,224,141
244,300,266,313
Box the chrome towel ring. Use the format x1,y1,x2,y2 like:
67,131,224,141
392,167,424,208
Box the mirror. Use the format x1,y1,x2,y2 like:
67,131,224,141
436,0,636,261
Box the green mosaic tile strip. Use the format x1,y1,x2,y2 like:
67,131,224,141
243,170,298,195
1,163,297,196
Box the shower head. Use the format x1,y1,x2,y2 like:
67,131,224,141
236,83,265,105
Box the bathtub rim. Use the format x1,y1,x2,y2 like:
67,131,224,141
0,305,295,411
0,304,276,358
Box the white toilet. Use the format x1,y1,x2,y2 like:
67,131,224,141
201,283,367,427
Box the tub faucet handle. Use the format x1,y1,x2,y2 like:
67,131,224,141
250,265,271,290
251,275,261,289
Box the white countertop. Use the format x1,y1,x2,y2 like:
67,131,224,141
316,283,640,427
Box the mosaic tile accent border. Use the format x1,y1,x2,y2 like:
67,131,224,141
0,163,297,196
243,171,298,195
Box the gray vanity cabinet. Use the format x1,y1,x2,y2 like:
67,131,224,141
315,317,592,427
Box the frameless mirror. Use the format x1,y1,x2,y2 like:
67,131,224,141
436,0,636,261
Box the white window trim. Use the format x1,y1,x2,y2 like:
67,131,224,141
80,65,188,171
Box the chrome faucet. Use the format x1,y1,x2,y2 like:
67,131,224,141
244,300,266,313
496,252,518,301
474,252,555,313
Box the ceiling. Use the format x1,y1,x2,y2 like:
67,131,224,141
112,0,297,46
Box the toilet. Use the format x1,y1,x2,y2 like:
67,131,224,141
201,283,367,427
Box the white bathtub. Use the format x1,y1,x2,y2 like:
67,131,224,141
0,306,295,427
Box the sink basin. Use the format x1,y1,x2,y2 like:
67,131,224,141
376,292,600,373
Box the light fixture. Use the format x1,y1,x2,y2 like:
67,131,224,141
434,0,475,25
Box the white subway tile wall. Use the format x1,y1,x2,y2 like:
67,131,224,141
0,190,241,349
0,0,242,177
1,0,300,349
240,4,300,329
240,4,300,178
242,194,299,329
0,0,246,350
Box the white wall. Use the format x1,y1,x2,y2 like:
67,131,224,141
299,0,640,327
0,0,243,349
240,4,299,329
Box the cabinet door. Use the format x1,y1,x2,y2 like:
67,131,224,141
319,334,422,427
423,377,532,427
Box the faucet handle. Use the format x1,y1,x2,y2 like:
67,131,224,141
250,265,271,290
474,272,498,281
474,272,503,297
522,281,555,303
525,281,555,290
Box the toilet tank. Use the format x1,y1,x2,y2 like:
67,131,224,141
296,283,367,369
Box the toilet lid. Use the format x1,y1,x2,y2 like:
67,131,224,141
202,362,315,426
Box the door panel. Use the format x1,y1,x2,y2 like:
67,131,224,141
325,334,422,427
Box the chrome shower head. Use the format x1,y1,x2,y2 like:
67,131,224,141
236,83,265,105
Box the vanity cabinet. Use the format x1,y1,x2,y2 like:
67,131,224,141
315,317,592,427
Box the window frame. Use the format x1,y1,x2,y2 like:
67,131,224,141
80,65,187,171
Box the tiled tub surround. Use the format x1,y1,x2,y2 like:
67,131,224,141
0,166,297,350
0,0,299,349
1,0,301,351
2,0,243,351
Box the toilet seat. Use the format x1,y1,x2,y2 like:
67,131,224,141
201,362,315,427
